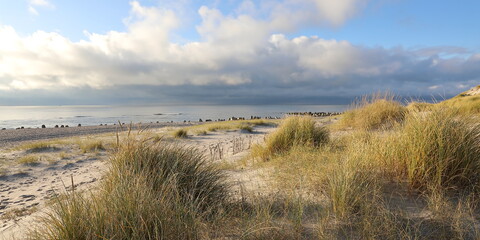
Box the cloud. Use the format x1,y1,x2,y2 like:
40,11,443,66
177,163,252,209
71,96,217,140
1,1,479,105
28,0,54,15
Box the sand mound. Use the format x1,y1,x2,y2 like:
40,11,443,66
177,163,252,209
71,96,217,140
459,85,480,97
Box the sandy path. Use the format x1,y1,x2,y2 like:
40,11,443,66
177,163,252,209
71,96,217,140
0,125,276,239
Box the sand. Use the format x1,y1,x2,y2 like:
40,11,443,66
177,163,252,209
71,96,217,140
0,123,276,239
0,122,196,148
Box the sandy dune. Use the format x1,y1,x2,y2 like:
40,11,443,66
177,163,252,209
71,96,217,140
0,124,275,239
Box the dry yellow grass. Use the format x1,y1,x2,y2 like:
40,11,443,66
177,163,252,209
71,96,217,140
79,140,105,153
17,155,40,165
173,128,188,138
335,93,406,130
187,119,277,134
28,91,480,239
252,116,328,161
439,95,480,114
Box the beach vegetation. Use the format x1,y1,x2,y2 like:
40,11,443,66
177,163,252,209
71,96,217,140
1,207,37,221
18,142,59,153
335,93,406,130
239,124,253,133
0,167,6,176
378,108,480,191
173,128,188,138
26,88,480,239
58,152,70,160
252,116,328,161
406,101,435,112
249,108,480,238
79,140,105,153
189,119,277,134
438,95,480,114
194,129,208,136
18,155,40,165
30,138,228,239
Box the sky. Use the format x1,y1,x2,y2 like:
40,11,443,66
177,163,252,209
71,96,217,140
0,0,479,105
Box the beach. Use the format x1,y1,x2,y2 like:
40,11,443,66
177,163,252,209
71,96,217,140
0,122,196,148
0,120,277,239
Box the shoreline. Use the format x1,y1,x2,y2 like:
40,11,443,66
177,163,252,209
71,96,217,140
0,122,198,148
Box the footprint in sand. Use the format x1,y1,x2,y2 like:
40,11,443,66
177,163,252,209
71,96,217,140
20,195,36,201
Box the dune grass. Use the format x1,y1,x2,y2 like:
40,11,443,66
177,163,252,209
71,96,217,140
335,93,406,130
246,101,480,238
173,128,188,138
188,119,277,134
29,92,480,239
16,142,58,153
383,108,480,192
79,140,105,153
252,116,328,161
194,129,208,136
406,101,435,112
438,95,480,114
30,138,229,239
238,124,253,133
17,155,40,165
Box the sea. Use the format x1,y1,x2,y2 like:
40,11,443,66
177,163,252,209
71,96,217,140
0,104,348,129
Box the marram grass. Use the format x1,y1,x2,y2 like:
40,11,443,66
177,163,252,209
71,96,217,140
30,138,229,239
173,128,188,138
252,116,328,161
392,108,480,191
335,93,406,130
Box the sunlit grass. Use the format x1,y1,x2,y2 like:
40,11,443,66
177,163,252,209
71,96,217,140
16,142,59,153
79,140,105,153
187,119,278,134
18,155,40,165
30,137,229,239
439,95,480,114
335,93,406,130
173,128,188,138
252,116,328,161
26,91,480,239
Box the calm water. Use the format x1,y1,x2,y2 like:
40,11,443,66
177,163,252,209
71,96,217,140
0,105,348,129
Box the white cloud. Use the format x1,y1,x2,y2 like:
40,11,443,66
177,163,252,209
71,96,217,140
311,0,368,26
28,0,54,15
30,0,52,7
28,6,39,15
1,1,479,103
